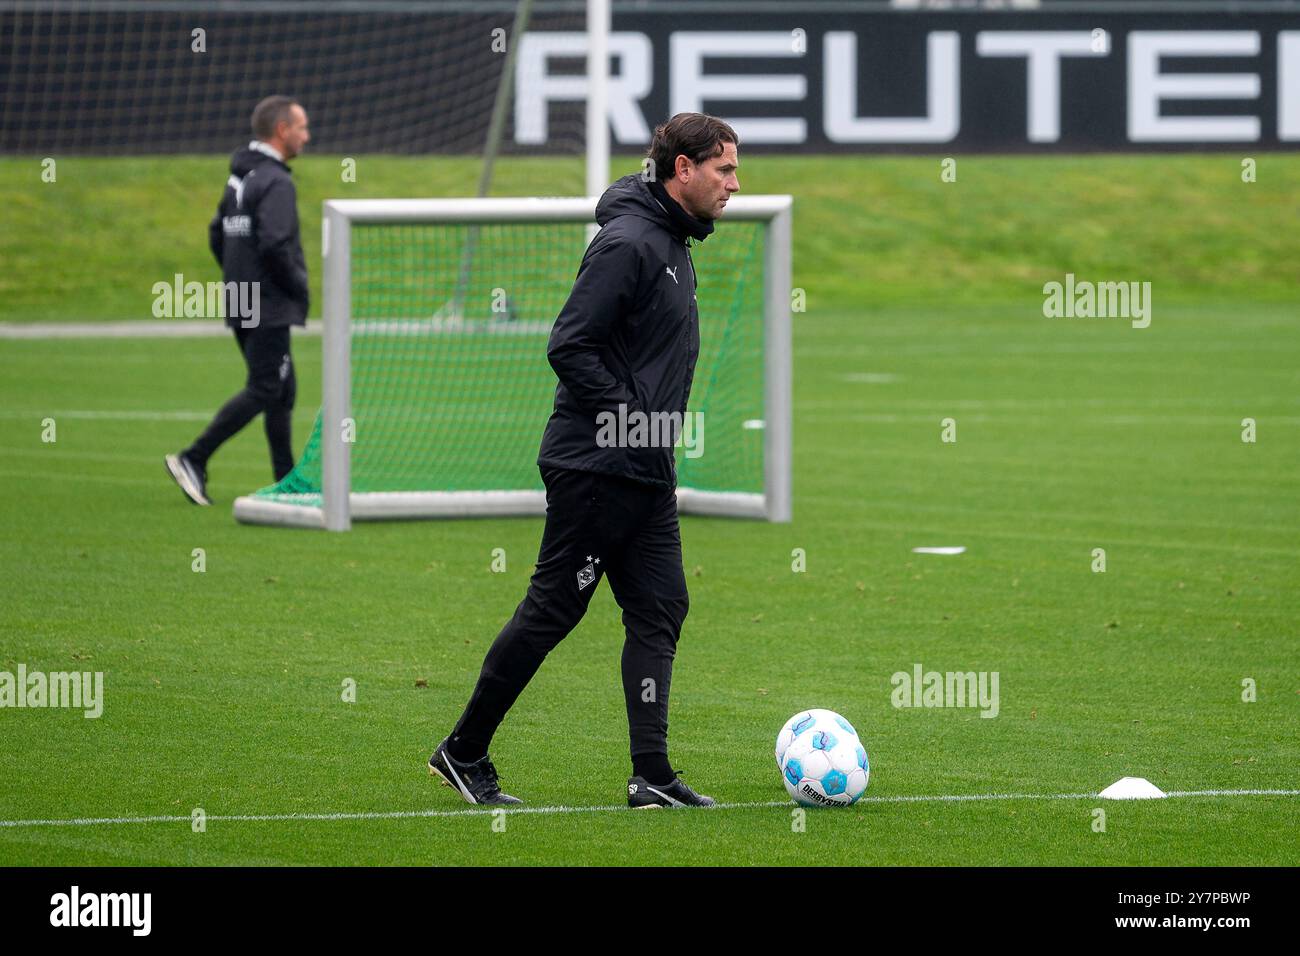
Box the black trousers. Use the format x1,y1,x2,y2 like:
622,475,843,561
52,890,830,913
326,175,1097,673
450,465,690,761
186,324,297,480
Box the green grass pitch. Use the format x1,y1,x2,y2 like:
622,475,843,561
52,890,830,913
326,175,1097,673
0,155,1296,865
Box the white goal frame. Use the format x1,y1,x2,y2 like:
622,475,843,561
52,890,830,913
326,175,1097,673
232,194,792,531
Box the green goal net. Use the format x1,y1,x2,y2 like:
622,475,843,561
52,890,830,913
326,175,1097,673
232,195,790,529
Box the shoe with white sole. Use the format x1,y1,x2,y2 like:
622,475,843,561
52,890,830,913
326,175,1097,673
627,772,715,808
428,738,522,806
165,452,211,506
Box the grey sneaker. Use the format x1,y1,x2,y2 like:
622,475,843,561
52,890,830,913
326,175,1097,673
165,452,210,506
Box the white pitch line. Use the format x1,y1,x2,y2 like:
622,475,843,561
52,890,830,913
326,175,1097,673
0,321,321,339
0,409,215,421
1,789,1295,829
1162,789,1300,798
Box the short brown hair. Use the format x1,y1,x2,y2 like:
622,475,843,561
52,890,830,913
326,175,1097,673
646,112,739,181
251,95,300,141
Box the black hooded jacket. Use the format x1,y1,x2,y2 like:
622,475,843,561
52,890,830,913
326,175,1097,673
207,143,309,328
537,173,713,488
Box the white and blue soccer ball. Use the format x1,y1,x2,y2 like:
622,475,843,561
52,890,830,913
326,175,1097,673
775,709,869,807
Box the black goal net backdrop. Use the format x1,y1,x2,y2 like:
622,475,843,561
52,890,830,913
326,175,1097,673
0,1,588,156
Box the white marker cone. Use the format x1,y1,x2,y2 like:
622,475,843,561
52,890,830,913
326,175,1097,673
1099,777,1167,800
911,546,966,555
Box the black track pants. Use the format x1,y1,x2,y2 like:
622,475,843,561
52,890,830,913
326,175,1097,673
186,324,296,480
450,465,689,761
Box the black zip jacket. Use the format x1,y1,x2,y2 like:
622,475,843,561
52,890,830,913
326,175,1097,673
537,173,712,488
207,144,309,328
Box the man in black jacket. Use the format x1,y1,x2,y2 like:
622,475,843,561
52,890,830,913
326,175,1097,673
166,95,311,505
429,113,740,808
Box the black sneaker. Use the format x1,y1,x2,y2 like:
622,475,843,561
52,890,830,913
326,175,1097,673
428,738,522,806
165,452,210,506
627,772,715,809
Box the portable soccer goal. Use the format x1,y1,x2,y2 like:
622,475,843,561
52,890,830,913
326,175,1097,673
231,194,792,530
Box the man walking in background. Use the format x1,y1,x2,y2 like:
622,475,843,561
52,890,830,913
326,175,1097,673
428,113,741,808
166,95,310,505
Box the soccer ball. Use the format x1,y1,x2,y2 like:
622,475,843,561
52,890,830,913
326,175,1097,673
775,709,869,807
775,708,858,769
